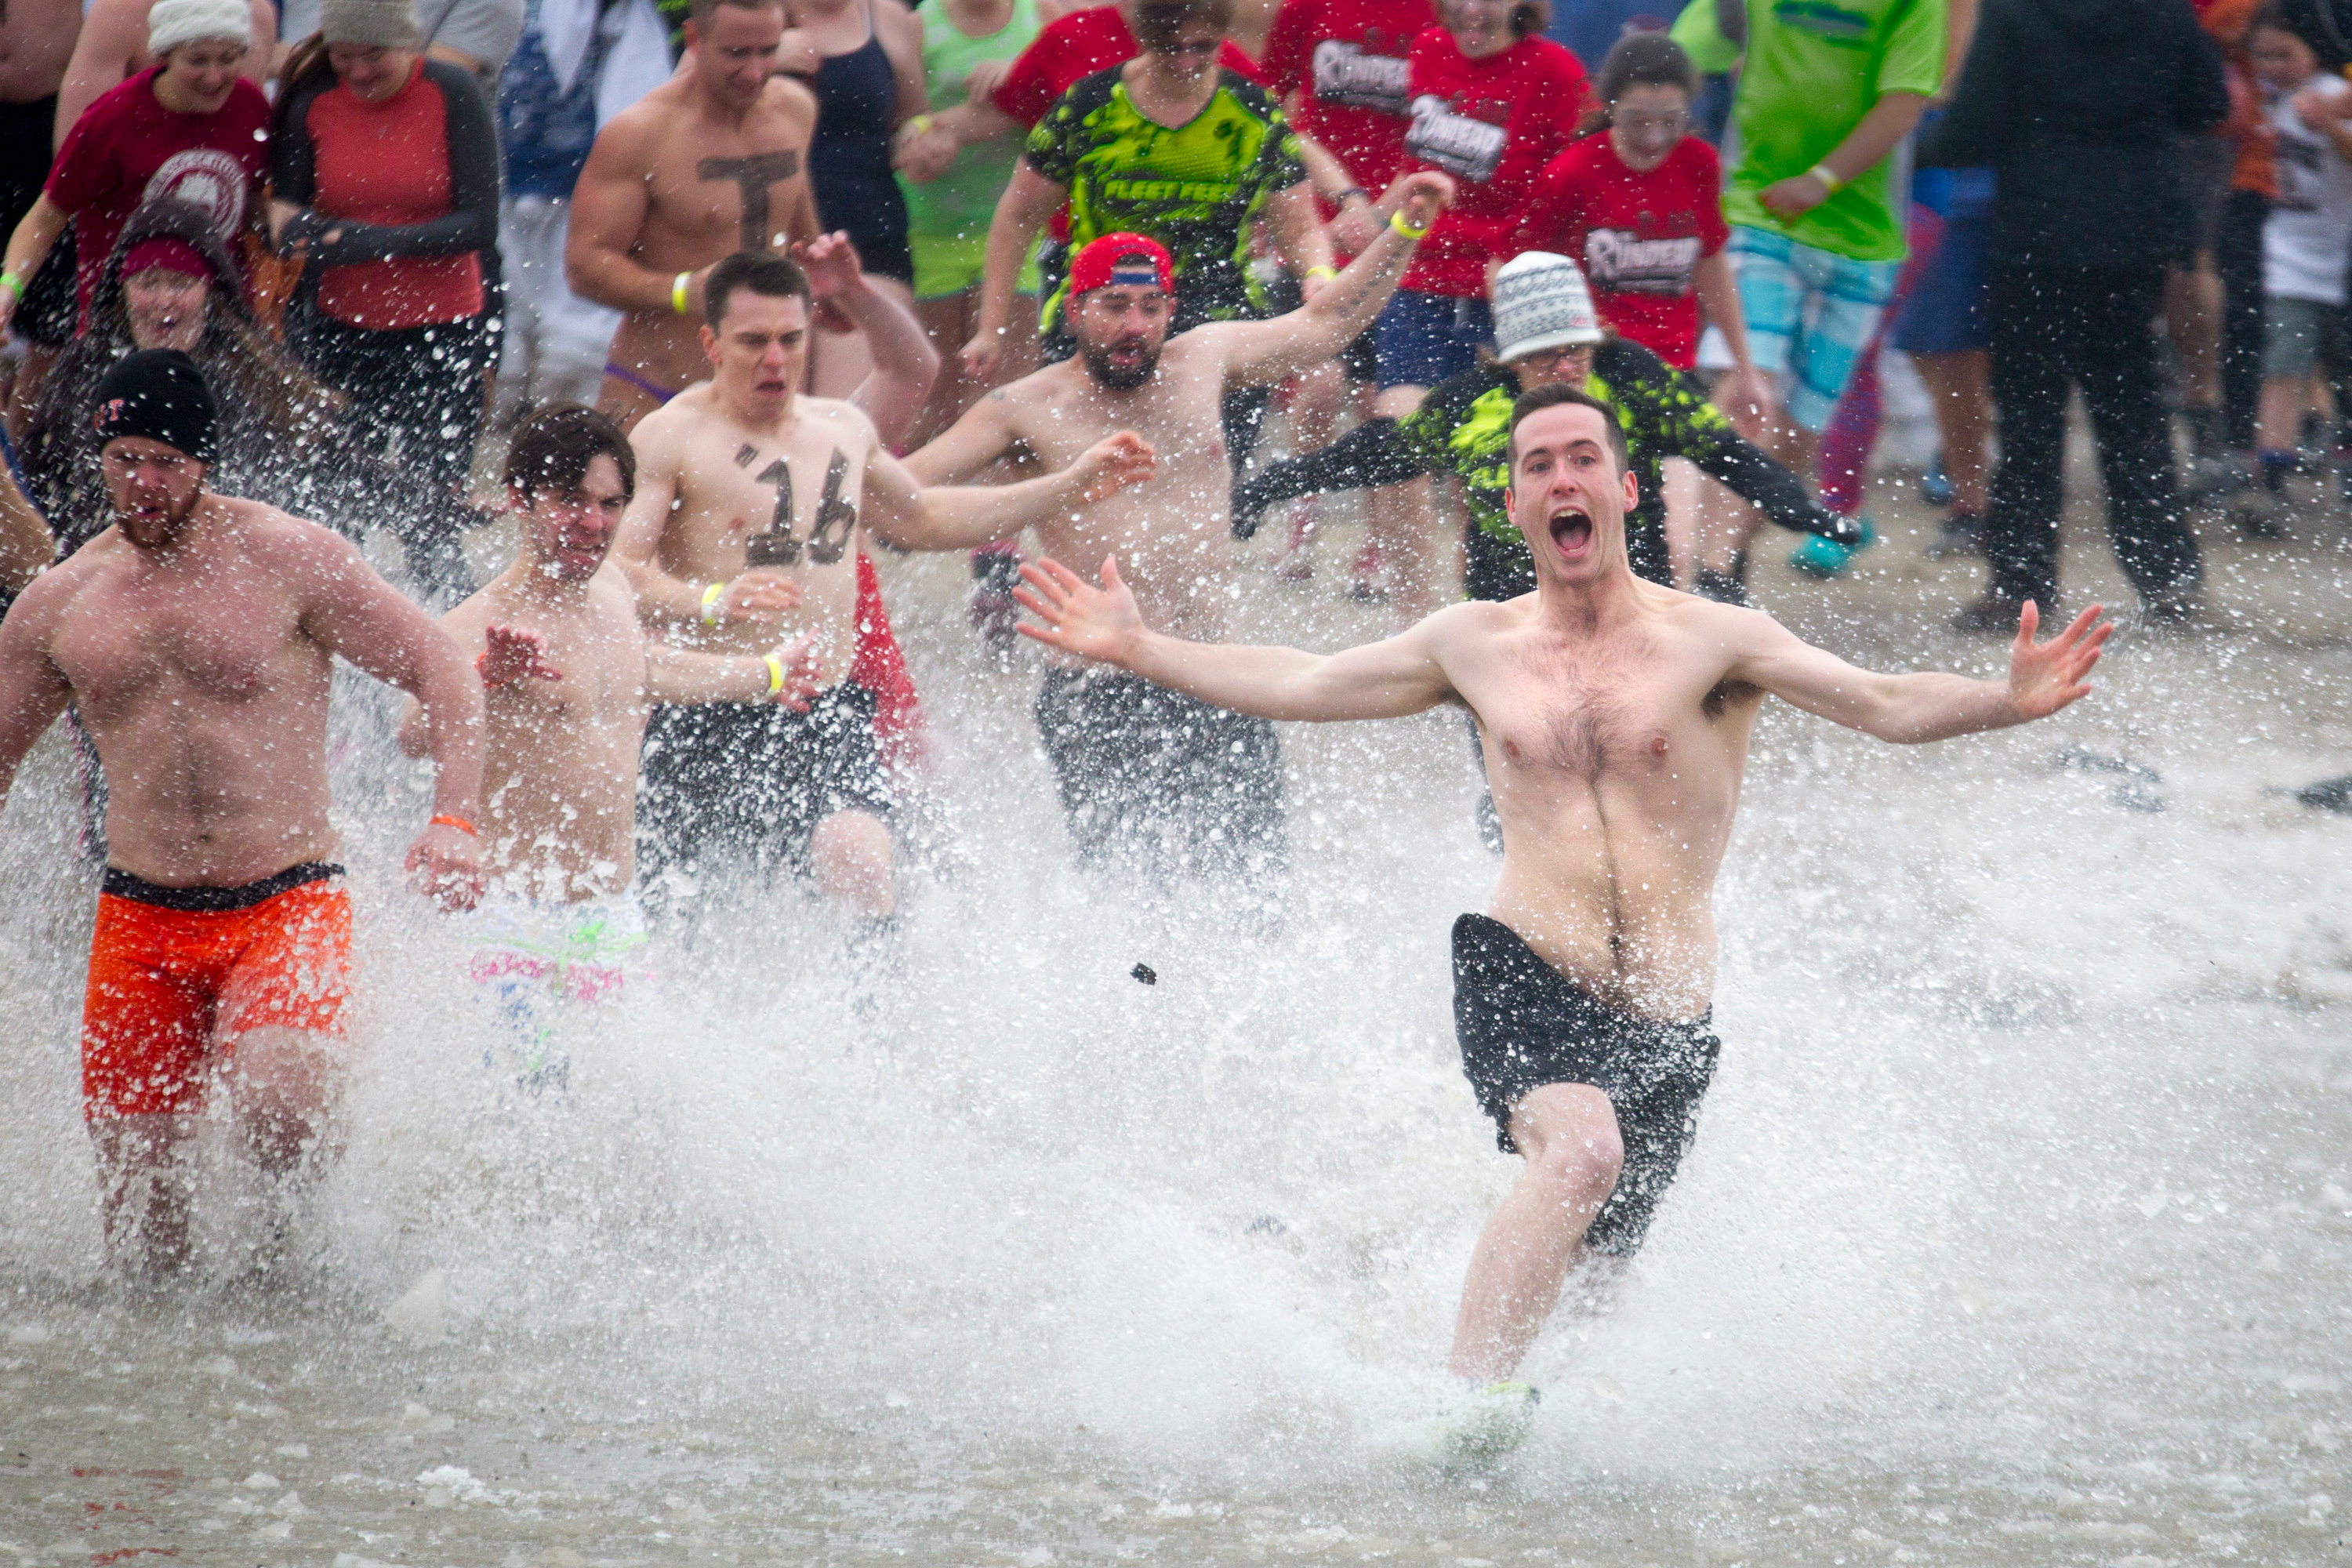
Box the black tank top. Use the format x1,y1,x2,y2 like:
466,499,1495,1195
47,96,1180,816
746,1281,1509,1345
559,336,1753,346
805,5,913,281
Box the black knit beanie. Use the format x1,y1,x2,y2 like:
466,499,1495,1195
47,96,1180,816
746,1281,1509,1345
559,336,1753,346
90,349,219,463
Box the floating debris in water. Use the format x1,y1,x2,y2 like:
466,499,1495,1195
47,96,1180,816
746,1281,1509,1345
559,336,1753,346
1131,963,1157,985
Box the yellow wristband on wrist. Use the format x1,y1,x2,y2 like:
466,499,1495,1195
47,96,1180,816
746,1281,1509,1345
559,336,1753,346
1302,265,1338,284
1807,163,1844,194
1390,209,1434,241
764,652,786,697
906,112,935,135
700,580,728,624
671,270,692,316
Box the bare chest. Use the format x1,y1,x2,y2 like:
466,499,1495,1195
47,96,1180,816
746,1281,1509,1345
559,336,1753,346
53,581,311,720
647,125,808,255
1463,639,1740,794
679,429,869,572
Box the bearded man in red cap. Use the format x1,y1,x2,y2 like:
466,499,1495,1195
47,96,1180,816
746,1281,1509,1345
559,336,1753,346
903,173,1450,882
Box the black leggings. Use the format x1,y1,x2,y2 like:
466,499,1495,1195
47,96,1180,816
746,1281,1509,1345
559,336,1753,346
1983,263,2201,607
2218,189,2270,452
296,314,491,593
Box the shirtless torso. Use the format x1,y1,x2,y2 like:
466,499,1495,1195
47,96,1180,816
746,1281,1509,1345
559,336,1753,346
1018,391,2111,1399
566,1,823,430
0,489,484,892
905,174,1454,642
0,0,78,107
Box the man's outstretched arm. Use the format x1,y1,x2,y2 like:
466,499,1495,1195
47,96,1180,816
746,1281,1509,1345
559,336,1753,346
1215,172,1454,389
1730,600,2113,743
862,432,1156,552
1015,555,1458,722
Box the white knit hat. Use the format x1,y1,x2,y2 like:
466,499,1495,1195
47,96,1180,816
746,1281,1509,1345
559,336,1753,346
147,0,253,55
1493,252,1603,362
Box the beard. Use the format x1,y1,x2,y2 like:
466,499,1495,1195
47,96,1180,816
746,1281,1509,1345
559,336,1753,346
1079,336,1161,391
114,481,205,550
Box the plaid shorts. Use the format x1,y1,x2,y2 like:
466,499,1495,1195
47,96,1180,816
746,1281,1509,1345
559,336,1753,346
1726,227,1900,433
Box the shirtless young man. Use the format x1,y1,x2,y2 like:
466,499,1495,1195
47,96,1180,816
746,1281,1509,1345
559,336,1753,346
566,0,826,431
615,249,1152,920
395,404,819,1082
0,350,487,1276
1017,382,2111,1458
900,171,1452,880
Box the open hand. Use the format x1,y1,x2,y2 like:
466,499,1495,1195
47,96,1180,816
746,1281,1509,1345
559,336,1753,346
791,230,866,301
1070,431,1156,504
478,624,564,687
2007,601,2112,720
1013,555,1145,664
1717,365,1778,431
962,57,1010,106
405,822,485,913
893,120,960,181
764,630,825,710
1385,170,1456,234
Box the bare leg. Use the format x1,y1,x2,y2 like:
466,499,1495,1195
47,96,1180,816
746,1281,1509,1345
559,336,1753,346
1359,384,1432,613
89,1114,198,1277
1911,348,1993,516
226,1025,343,1181
1448,1082,1624,1381
810,808,895,918
1697,373,1807,572
1661,456,1702,586
2167,263,2223,413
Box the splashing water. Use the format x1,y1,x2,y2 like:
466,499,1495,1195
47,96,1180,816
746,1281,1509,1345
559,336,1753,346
2,529,2349,1564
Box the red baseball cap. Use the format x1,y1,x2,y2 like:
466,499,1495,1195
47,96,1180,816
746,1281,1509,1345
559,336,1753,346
1066,233,1175,299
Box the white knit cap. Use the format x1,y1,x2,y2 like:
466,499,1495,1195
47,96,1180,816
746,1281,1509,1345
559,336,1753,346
1492,251,1603,361
147,0,253,54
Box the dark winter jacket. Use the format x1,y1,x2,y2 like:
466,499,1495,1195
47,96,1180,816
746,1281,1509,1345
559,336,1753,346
1918,0,2227,270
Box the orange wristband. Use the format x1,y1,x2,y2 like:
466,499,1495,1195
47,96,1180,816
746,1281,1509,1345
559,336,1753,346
429,814,478,837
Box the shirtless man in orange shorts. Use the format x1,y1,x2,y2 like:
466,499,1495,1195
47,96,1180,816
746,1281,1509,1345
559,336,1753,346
0,350,488,1277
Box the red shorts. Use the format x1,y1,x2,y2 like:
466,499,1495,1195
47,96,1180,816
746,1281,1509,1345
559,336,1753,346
80,864,352,1121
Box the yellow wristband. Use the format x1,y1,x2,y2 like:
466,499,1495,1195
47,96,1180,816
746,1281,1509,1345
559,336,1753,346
764,652,786,696
671,270,692,316
1390,209,1434,241
1807,163,1844,194
700,580,728,623
1302,265,1338,284
906,112,935,135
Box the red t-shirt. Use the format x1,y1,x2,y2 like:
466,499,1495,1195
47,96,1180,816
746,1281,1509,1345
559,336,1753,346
1397,30,1590,298
1509,132,1729,368
1261,0,1434,209
44,67,269,321
303,61,484,329
993,5,1265,124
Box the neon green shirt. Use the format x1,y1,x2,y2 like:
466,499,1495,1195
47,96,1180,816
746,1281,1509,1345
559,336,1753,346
1024,65,1306,329
1671,0,1944,262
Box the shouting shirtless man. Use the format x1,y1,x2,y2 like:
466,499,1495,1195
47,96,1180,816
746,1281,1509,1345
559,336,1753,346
1017,382,2111,1459
902,172,1451,880
396,404,819,1085
568,0,825,430
0,350,487,1276
616,250,1151,923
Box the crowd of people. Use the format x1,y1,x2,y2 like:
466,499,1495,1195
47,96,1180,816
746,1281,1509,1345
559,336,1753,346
0,0,2328,1464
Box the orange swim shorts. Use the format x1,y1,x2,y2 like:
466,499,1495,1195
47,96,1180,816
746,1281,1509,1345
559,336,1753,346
80,863,352,1121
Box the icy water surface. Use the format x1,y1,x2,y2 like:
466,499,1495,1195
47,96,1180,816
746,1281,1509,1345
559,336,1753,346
3,505,2351,1566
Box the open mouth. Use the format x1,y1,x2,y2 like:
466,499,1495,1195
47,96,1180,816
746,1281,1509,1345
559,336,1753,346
1549,507,1593,556
754,376,790,394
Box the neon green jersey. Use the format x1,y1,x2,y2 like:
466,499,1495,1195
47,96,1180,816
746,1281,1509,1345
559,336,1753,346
1671,0,1944,262
1024,65,1306,329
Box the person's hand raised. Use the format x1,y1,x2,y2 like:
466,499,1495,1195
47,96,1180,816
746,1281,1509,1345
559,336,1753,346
1014,555,1145,665
2006,601,2112,720
1385,170,1456,233
477,624,564,687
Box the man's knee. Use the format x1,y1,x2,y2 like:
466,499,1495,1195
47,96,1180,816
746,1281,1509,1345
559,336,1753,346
1511,1084,1624,1202
810,809,894,909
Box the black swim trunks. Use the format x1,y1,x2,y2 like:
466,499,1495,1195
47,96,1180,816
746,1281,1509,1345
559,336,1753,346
638,683,893,881
1451,913,1722,1257
1034,666,1286,881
